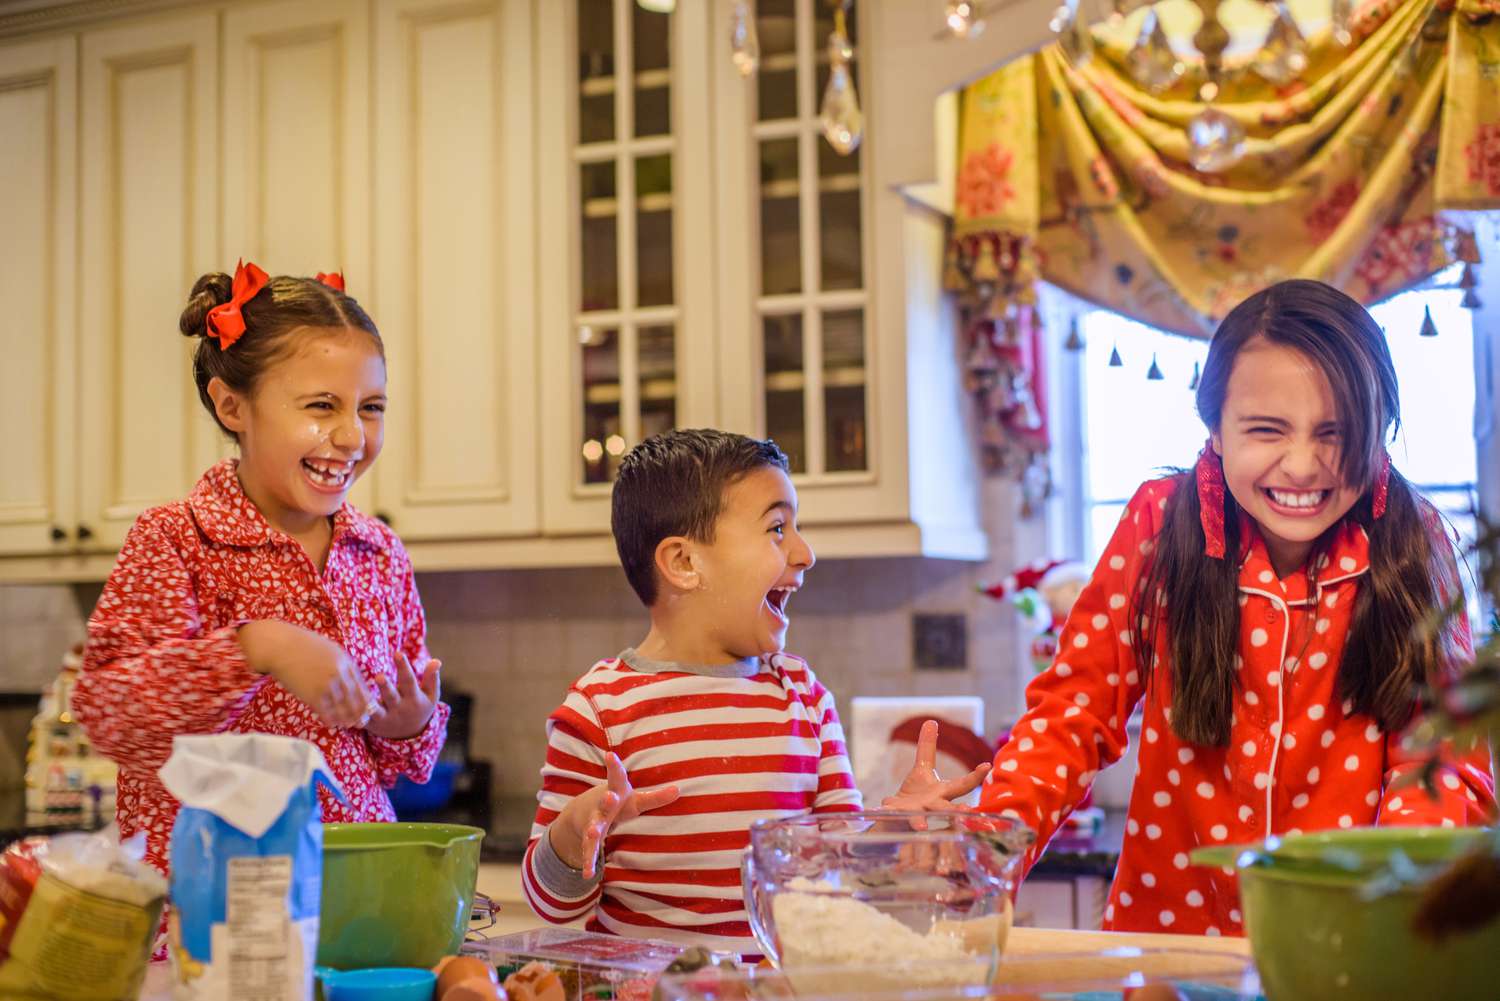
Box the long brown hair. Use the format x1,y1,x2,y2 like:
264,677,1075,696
1131,280,1460,746
179,271,383,439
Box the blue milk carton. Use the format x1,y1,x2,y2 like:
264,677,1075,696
159,734,345,1001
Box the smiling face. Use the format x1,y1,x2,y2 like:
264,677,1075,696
211,327,387,536
1211,338,1362,575
690,466,816,661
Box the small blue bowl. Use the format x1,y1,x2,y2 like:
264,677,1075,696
316,967,436,1001
388,760,461,816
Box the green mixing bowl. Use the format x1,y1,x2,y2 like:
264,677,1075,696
1193,827,1500,1001
318,822,484,970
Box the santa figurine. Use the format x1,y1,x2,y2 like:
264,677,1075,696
981,558,1090,675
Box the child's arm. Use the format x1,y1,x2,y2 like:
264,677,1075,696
978,481,1164,872
362,548,450,787
74,513,271,770
805,672,863,814
521,692,679,923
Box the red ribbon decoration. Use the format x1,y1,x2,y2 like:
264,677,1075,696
316,271,345,292
1372,449,1391,519
1196,438,1392,559
205,259,270,351
1196,441,1229,559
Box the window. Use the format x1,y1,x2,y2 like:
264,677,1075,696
1068,270,1481,626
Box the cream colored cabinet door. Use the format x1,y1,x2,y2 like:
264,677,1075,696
370,0,539,540
536,0,718,535
222,0,377,514
0,37,77,556
77,12,223,552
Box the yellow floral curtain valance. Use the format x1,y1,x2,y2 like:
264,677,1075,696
947,0,1500,337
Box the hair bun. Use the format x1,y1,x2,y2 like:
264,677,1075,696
179,272,235,340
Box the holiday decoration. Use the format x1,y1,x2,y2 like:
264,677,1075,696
982,558,1092,675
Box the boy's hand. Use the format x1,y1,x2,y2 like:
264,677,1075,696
880,720,992,828
366,651,441,739
551,753,680,878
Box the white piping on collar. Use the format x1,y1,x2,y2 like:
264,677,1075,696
1239,585,1290,840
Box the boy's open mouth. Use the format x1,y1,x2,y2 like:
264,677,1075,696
764,585,797,624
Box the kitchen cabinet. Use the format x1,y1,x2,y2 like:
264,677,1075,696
370,0,540,540
0,0,990,581
0,35,75,555
76,11,223,553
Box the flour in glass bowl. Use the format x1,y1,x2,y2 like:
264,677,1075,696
770,878,1008,993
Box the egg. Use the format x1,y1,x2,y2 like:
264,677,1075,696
1124,985,1187,1001
436,956,499,1000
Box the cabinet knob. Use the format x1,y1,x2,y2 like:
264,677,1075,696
375,511,393,526
77,524,95,542
50,525,67,542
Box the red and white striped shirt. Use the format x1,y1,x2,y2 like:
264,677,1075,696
522,649,861,954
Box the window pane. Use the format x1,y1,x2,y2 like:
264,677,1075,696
579,161,618,311
764,313,806,473
823,308,866,472
757,0,797,121
819,144,861,290
760,138,801,296
581,325,621,484
640,324,677,442
636,154,674,307
1082,312,1208,502
633,4,671,136
1368,278,1477,486
577,0,614,144
1088,502,1129,566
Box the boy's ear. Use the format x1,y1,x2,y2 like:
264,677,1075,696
654,535,702,593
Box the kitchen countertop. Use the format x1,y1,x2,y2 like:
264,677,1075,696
136,927,1250,999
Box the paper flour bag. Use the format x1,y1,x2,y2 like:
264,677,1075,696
160,734,344,1001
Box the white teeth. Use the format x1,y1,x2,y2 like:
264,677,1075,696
1269,489,1326,509
303,459,353,487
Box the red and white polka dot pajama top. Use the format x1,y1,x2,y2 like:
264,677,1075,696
979,476,1496,936
75,459,450,878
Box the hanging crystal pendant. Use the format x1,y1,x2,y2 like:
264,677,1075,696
945,1,986,38
1060,11,1094,67
1460,262,1480,289
730,1,759,77
1128,9,1184,92
1049,0,1075,33
1254,4,1309,85
1187,106,1246,173
1463,288,1484,309
1109,343,1124,367
1331,0,1356,46
1189,360,1201,391
1419,304,1439,337
820,8,862,155
1146,354,1164,380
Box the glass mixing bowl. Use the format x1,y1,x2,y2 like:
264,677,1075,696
741,811,1035,994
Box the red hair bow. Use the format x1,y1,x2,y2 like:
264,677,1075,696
205,259,270,351
316,271,345,291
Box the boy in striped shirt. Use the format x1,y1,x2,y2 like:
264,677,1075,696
522,429,989,953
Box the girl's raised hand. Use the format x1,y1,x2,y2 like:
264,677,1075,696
366,651,441,739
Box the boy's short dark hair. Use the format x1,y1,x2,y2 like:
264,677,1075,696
612,429,790,606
